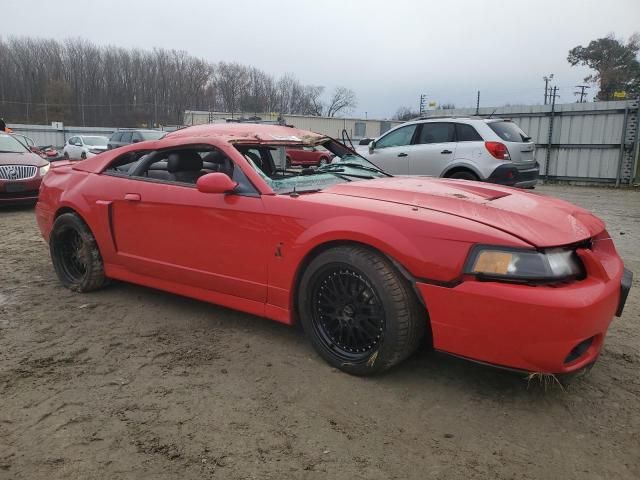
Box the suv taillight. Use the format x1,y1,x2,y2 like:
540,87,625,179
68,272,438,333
485,141,510,160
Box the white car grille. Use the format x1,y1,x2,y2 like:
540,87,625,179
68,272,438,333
0,165,37,180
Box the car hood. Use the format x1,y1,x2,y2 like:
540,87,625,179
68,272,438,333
325,177,604,248
0,151,48,167
87,145,108,150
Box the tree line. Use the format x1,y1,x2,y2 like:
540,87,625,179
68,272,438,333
0,36,357,127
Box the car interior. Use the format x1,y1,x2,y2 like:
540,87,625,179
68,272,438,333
103,141,346,196
105,145,262,195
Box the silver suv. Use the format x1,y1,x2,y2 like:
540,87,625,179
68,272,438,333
358,117,539,188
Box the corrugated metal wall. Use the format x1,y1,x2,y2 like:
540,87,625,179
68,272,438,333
7,124,116,148
428,100,639,185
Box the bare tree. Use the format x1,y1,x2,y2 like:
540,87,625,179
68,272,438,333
393,106,419,121
0,35,341,126
326,86,357,117
305,85,325,116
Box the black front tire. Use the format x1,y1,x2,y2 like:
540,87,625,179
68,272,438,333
50,213,108,292
298,246,426,375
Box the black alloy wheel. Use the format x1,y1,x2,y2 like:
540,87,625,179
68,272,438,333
311,266,385,362
298,246,427,375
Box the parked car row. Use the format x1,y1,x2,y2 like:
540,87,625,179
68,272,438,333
2,117,538,206
63,129,167,160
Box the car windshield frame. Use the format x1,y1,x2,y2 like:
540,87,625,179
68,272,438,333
235,138,391,195
0,133,29,153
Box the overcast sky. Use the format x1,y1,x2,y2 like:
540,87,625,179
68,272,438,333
3,0,639,118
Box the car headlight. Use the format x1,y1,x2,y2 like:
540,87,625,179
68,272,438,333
39,163,50,176
465,246,583,282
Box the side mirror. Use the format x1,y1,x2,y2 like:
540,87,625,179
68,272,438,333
132,138,140,143
196,172,238,194
29,146,39,153
368,140,376,154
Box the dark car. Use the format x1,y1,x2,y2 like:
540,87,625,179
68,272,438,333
0,132,50,205
107,129,166,150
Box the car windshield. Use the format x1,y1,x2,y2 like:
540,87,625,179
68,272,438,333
82,136,108,146
141,131,166,140
0,133,28,153
236,139,390,194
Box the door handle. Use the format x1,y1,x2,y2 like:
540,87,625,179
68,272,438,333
397,153,408,157
441,150,452,154
124,193,141,201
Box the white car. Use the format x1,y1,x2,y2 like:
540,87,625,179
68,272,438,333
63,136,110,160
357,117,539,188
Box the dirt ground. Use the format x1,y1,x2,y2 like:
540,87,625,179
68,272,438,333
1,184,639,480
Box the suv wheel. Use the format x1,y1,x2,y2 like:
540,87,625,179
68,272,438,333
448,170,479,181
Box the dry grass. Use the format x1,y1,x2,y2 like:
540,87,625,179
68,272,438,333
525,372,566,392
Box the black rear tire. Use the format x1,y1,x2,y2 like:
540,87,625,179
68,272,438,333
50,213,108,292
298,246,426,375
448,170,479,181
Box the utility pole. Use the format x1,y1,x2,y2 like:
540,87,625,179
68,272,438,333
419,94,427,116
574,85,590,103
543,74,554,105
544,86,559,180
475,90,480,115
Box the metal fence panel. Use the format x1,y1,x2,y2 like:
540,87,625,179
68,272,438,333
426,99,639,184
7,124,116,148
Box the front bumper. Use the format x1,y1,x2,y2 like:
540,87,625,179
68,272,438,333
0,177,42,205
416,241,629,374
487,163,539,188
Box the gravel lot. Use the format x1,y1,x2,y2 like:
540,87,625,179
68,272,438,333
1,184,639,480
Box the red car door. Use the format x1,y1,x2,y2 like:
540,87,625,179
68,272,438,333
108,177,269,303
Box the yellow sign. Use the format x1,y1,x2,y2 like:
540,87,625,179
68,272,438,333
613,91,627,99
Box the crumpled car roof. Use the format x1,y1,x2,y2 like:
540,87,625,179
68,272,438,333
164,123,329,145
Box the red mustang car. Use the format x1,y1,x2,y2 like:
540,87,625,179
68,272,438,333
286,145,333,167
35,124,632,376
1,131,50,205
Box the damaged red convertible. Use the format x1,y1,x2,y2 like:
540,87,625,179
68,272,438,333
35,124,632,376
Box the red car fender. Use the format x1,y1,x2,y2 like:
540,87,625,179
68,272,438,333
266,213,523,323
